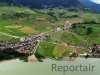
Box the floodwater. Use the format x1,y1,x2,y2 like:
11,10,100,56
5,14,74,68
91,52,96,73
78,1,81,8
0,58,100,75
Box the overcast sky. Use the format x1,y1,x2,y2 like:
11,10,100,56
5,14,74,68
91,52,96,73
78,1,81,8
90,0,100,4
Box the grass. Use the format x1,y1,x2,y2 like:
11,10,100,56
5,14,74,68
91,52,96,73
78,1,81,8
0,15,53,39
18,27,39,35
6,28,28,36
90,38,100,45
0,6,99,59
0,33,13,41
0,6,35,14
36,42,87,58
61,31,85,46
37,42,56,57
0,19,13,26
5,25,22,28
71,24,100,46
50,24,100,46
50,31,66,41
50,30,86,46
53,44,70,58
0,6,99,46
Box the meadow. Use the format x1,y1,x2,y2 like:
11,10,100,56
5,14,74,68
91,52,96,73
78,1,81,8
0,6,100,58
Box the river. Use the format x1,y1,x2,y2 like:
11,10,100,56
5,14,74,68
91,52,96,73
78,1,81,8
0,58,100,75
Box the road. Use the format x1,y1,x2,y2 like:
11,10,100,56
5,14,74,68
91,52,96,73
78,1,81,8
31,20,72,54
0,20,72,55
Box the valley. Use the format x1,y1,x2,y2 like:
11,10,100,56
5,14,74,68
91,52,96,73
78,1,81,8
0,0,100,61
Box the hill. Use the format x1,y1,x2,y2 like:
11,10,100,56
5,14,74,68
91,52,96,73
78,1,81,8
0,0,82,8
0,0,100,60
79,0,100,10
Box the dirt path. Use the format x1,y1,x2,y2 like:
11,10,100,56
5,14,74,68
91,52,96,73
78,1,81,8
0,32,19,38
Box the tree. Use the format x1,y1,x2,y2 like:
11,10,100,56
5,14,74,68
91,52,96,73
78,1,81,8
86,27,93,35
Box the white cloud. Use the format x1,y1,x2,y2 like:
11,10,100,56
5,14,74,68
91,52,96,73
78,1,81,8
90,0,100,4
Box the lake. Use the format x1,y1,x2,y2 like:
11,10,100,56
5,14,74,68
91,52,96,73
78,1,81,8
0,58,100,75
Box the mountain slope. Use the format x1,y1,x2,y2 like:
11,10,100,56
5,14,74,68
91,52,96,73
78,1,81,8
79,0,100,10
0,0,82,8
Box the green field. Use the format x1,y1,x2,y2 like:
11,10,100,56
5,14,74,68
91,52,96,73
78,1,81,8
36,42,88,58
0,6,100,58
0,6,100,41
71,24,100,46
37,42,56,57
49,24,100,46
0,33,13,41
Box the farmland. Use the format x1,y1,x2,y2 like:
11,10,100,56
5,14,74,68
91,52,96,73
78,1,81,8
0,6,100,59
